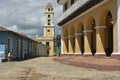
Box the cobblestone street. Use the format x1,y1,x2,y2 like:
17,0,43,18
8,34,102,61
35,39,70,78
0,57,120,80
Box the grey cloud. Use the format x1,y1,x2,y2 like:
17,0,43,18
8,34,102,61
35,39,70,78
0,0,62,39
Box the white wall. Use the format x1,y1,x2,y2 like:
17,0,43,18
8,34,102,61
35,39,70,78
61,28,63,54
117,0,120,53
37,43,49,56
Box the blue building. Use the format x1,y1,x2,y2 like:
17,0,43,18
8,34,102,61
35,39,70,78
0,27,35,60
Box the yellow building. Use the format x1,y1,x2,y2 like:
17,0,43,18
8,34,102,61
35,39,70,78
57,0,119,56
36,3,54,56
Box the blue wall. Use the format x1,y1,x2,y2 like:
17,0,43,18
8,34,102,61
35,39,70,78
0,32,8,58
0,31,34,60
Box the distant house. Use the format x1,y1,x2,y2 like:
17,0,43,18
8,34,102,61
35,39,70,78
36,42,50,57
0,27,35,60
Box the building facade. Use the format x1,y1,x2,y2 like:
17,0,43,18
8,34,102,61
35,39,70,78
0,27,35,60
54,35,61,56
36,42,49,57
36,3,55,56
57,0,119,56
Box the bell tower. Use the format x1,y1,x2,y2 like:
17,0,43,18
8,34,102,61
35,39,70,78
36,3,55,56
44,3,54,37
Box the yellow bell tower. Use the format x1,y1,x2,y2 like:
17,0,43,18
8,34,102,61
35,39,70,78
36,3,54,56
44,3,54,38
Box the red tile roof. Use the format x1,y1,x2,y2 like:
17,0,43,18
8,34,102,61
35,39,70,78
46,3,53,9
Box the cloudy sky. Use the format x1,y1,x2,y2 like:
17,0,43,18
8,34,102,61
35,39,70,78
0,0,62,39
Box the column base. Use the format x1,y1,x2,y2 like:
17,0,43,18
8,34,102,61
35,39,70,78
60,52,120,57
60,54,74,57
74,53,82,56
94,52,120,56
60,53,82,57
112,52,120,54
75,52,81,54
61,52,68,54
83,53,92,55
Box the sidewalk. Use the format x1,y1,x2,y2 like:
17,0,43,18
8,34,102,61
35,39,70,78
54,55,120,71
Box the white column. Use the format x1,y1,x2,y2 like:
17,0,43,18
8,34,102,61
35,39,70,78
52,28,54,37
75,33,82,54
117,0,120,53
68,35,74,54
83,30,92,54
61,28,64,54
61,35,63,54
44,27,46,37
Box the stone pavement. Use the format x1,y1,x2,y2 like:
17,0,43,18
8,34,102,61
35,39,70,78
0,57,120,80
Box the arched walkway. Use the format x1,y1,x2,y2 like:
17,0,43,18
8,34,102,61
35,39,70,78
105,11,113,56
69,26,75,53
96,10,113,56
91,18,96,56
63,29,69,53
60,0,117,56
81,26,84,54
84,17,96,55
75,22,84,54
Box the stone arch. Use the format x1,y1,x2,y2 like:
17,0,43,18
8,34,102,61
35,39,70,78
99,10,113,56
81,25,84,54
86,16,95,29
84,17,96,55
70,26,75,36
105,11,113,56
69,26,75,53
77,22,83,33
63,29,68,37
74,22,84,54
63,29,69,52
87,17,96,56
99,10,111,26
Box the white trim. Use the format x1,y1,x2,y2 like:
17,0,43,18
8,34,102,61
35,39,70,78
63,37,68,39
117,0,120,53
60,52,120,55
61,0,109,27
95,26,106,29
75,53,81,54
8,37,13,52
75,33,82,35
52,28,55,37
60,53,68,54
95,52,120,55
57,0,67,5
44,28,46,36
95,53,105,54
83,53,92,55
67,53,75,54
58,0,90,23
68,35,75,38
61,36,63,54
112,52,120,55
83,30,92,33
